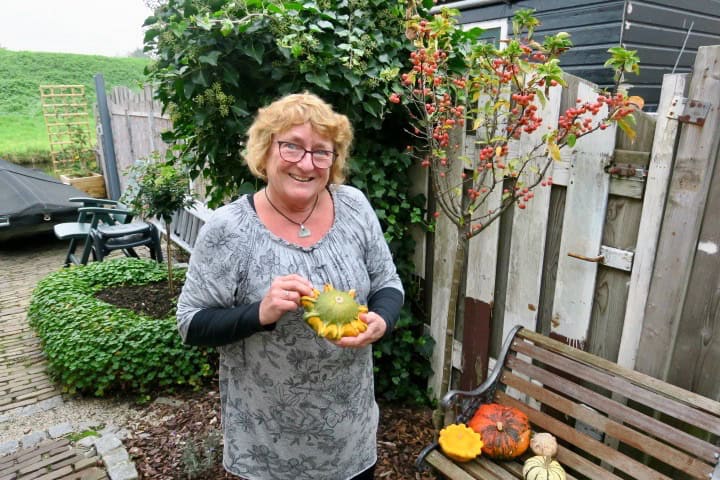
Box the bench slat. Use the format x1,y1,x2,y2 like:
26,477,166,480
517,329,720,416
506,354,720,464
512,338,720,436
499,391,672,480
502,368,714,479
425,450,479,480
461,456,518,479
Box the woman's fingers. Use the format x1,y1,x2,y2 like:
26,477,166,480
259,275,314,326
334,312,386,348
276,274,314,300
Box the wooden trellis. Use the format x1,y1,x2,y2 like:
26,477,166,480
39,84,97,176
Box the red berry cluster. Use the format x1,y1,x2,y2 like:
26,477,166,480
392,10,639,236
557,93,635,140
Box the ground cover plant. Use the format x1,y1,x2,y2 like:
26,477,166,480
28,258,214,397
0,48,149,164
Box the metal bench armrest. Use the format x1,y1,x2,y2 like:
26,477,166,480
442,325,525,422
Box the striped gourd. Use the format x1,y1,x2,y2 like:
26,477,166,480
523,455,566,480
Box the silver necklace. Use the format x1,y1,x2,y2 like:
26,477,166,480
264,188,319,238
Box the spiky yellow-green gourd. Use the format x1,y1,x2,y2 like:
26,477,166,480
301,284,369,340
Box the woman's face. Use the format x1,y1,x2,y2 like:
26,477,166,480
266,123,333,205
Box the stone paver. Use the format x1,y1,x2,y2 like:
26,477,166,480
0,234,139,479
0,437,108,480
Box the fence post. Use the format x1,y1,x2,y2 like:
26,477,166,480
94,74,121,200
616,73,688,370
634,45,720,380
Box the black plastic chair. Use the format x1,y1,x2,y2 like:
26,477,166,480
53,197,163,266
90,221,163,262
53,197,133,266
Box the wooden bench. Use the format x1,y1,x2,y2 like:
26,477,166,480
417,325,720,480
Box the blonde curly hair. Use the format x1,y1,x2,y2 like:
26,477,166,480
245,92,353,185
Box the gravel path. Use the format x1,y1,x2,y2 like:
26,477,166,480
0,395,148,444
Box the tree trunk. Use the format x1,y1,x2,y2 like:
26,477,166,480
433,230,470,430
165,223,174,291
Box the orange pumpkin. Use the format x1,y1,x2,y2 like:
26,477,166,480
468,403,530,460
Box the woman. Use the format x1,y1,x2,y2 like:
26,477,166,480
177,92,404,480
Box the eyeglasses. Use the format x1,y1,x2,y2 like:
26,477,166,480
276,141,335,169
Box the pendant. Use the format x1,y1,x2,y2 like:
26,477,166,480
298,224,311,238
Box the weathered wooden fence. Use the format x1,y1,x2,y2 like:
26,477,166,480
426,44,720,402
95,45,720,402
95,84,212,251
96,85,173,194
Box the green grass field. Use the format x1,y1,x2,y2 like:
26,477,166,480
0,49,149,166
0,115,48,154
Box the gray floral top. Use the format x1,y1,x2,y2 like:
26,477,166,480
177,185,403,480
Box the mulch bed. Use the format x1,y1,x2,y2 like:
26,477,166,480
95,281,181,319
125,384,438,479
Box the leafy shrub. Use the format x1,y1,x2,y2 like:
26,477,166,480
28,258,214,397
122,154,195,291
180,429,223,479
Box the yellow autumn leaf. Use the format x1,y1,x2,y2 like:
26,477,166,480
548,142,561,161
617,118,637,141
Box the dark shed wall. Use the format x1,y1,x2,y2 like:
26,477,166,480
622,0,720,109
439,0,720,110
443,0,624,89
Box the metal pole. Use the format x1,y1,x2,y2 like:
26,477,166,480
94,74,121,200
672,20,694,74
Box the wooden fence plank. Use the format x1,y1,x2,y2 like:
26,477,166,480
635,45,720,381
616,73,689,369
428,127,465,397
501,83,562,341
666,86,720,401
589,111,655,362
551,80,617,348
100,85,172,194
536,74,583,337
667,156,720,401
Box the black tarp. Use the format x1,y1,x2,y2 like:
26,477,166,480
0,158,86,240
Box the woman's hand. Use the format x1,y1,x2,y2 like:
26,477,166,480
334,311,387,348
259,274,314,326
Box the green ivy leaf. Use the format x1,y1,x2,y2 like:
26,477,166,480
245,42,265,64
199,51,220,66
305,71,330,89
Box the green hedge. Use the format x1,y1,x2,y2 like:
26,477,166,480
28,258,214,397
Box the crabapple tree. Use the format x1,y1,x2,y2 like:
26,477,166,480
392,7,641,401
